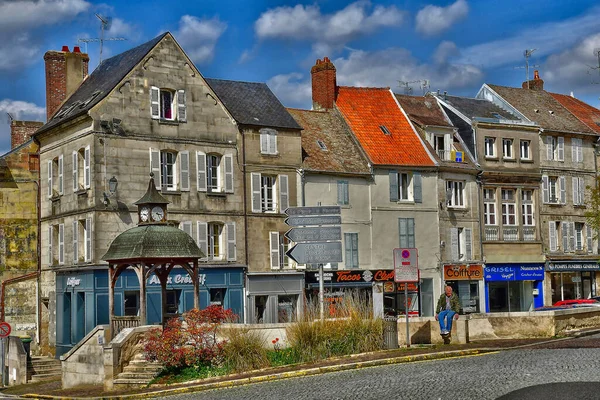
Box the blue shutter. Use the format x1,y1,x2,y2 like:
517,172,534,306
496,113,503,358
399,218,407,248
413,173,422,203
389,171,398,202
407,218,415,248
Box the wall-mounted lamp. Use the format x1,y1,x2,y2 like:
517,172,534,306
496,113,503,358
103,176,118,206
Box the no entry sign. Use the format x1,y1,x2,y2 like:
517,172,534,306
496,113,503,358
0,322,11,338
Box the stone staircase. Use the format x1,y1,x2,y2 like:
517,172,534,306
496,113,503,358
27,356,62,382
113,353,163,388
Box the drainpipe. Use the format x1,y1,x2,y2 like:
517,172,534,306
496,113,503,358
475,170,485,263
241,127,249,324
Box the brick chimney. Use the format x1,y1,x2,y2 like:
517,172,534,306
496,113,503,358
311,57,337,110
44,45,90,120
522,70,544,91
10,120,44,149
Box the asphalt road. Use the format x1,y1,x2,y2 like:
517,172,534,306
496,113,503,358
167,336,600,400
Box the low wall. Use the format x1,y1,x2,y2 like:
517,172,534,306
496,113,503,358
397,317,468,345
6,336,27,386
60,325,110,389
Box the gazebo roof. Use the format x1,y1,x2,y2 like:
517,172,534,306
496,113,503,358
102,224,203,262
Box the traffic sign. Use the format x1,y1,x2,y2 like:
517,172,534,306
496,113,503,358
284,226,342,242
286,242,343,264
285,215,342,227
285,206,341,217
0,322,11,338
393,248,419,283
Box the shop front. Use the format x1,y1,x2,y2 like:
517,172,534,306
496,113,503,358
484,263,544,312
246,273,304,324
56,266,245,356
443,264,484,314
547,261,599,303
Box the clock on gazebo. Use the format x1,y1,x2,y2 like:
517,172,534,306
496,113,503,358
134,173,169,224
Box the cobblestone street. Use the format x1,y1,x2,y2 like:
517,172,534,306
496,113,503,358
168,337,600,400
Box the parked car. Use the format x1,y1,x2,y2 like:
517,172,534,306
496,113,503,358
553,299,600,307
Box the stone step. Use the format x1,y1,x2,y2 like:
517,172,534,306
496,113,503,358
123,364,163,372
117,372,158,380
113,379,153,388
29,359,61,368
30,373,61,383
29,367,62,376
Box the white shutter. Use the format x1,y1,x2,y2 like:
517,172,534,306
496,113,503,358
587,225,594,254
546,136,553,160
48,225,53,264
578,140,583,162
196,151,207,192
549,222,557,252
149,148,161,188
180,150,190,191
84,146,90,189
542,175,549,203
270,232,280,269
279,174,289,213
444,134,452,159
150,86,160,119
58,223,64,264
573,177,580,205
179,221,192,237
224,154,234,193
72,151,78,192
197,222,208,260
85,217,92,262
579,177,585,205
572,138,577,162
72,220,78,263
251,172,262,212
177,90,186,122
559,176,566,204
260,132,268,153
58,154,63,195
450,228,459,261
561,221,569,252
557,137,564,161
226,222,236,261
269,132,277,154
465,228,472,260
47,160,53,198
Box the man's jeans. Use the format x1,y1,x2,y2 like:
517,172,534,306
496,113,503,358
438,310,456,333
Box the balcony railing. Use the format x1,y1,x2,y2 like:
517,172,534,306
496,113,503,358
112,316,140,338
485,226,499,241
484,225,537,242
437,149,450,161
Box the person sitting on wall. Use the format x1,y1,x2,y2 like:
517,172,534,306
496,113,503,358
435,285,460,344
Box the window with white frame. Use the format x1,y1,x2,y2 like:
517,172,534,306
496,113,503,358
48,224,64,265
72,217,92,263
484,137,496,157
446,180,465,208
72,146,90,192
261,175,276,212
337,180,349,205
501,189,516,225
47,155,63,198
548,221,559,252
389,171,421,202
250,173,289,213
208,223,224,260
575,222,584,251
572,176,585,206
483,188,496,225
207,154,221,191
542,175,565,204
150,87,186,122
502,138,513,159
197,221,236,261
571,138,583,163
260,128,278,155
344,233,359,268
196,152,234,194
149,149,190,192
546,136,564,161
270,232,293,269
521,190,534,226
430,133,452,160
520,140,531,160
451,227,472,261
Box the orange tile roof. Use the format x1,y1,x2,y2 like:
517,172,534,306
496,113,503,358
335,87,435,166
549,92,600,135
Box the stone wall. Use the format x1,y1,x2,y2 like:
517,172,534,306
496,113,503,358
61,325,109,389
6,336,27,386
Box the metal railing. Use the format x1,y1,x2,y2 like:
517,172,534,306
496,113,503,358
484,225,537,242
112,316,140,338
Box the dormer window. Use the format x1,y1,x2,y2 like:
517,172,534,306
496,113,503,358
317,140,327,151
380,125,391,135
150,87,187,122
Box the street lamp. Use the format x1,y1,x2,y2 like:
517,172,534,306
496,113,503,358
103,176,118,206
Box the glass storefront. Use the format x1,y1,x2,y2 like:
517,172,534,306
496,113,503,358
484,264,544,312
547,261,599,303
488,281,534,312
444,265,483,314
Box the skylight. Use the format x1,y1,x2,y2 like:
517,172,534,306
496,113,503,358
317,139,327,151
379,125,391,135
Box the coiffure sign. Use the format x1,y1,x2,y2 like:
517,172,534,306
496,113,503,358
443,265,483,281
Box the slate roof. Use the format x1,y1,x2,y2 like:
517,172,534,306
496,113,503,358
441,95,519,121
287,108,370,175
394,94,452,127
441,104,477,160
549,93,600,135
335,87,434,167
486,85,595,134
37,33,168,134
206,78,301,130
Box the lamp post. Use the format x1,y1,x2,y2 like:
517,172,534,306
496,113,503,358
103,176,118,206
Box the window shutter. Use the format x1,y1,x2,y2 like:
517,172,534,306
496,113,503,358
450,228,459,261
344,233,352,267
444,134,452,158
352,233,359,267
587,225,593,254
48,226,53,264
224,154,234,193
549,222,557,252
72,220,78,263
546,136,553,160
413,172,422,203
251,173,262,212
72,151,78,192
58,223,64,264
47,160,53,198
58,154,63,195
197,222,208,260
561,221,568,252
260,132,268,153
269,132,277,154
226,222,236,261
337,181,345,205
149,148,161,188
569,221,576,252
389,171,398,202
559,176,566,204
270,232,280,269
578,140,583,162
150,86,160,119
279,175,289,213
572,177,579,205
177,90,186,122
180,221,192,237
343,181,349,205
579,177,585,205
84,146,90,189
399,218,407,248
179,151,190,191
196,151,207,192
85,217,92,262
542,175,549,203
465,228,473,260
407,218,415,248
557,137,564,161
572,138,577,162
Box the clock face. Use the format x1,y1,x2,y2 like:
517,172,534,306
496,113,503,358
151,206,165,221
140,206,150,222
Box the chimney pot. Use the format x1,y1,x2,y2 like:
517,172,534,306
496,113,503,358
534,70,540,80
61,45,70,52
311,56,337,110
73,46,81,53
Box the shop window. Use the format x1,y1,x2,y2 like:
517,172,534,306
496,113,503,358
278,295,297,323
210,288,226,306
488,281,534,312
166,290,181,314
124,291,139,316
254,295,268,324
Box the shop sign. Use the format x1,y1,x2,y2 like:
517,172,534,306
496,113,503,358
484,264,544,281
443,264,483,281
306,269,400,284
147,273,207,286
547,261,600,272
66,277,81,287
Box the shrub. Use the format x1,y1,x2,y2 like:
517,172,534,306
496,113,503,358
221,326,269,372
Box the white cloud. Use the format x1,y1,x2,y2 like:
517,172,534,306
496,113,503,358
0,99,46,154
0,0,90,33
173,15,227,65
433,41,459,64
267,73,312,108
255,1,404,53
415,0,468,36
0,33,40,71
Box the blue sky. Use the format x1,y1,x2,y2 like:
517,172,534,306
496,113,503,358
1,0,600,154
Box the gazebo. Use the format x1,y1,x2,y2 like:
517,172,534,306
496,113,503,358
102,174,204,338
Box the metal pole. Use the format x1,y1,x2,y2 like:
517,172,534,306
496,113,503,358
319,264,324,320
405,284,410,348
0,337,5,386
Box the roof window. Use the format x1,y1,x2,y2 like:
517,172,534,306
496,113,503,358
379,125,391,135
81,91,102,108
492,113,503,119
317,140,327,151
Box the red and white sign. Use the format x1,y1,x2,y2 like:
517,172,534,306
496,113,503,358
393,248,419,283
0,322,11,338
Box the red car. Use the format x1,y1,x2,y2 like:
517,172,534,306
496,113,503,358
553,299,600,307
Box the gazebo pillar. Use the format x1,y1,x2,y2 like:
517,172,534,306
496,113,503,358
108,265,115,338
137,262,147,325
192,260,200,309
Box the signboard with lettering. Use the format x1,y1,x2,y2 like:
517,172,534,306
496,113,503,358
284,206,341,217
484,264,544,281
546,261,600,272
284,226,342,242
284,216,342,227
286,242,343,264
393,248,419,283
443,264,483,281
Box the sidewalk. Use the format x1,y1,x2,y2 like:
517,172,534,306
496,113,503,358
3,332,597,400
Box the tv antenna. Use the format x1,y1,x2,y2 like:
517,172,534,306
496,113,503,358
514,49,539,89
398,80,430,95
77,14,127,64
587,48,600,84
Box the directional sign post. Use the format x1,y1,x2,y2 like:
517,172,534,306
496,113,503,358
0,322,10,387
393,248,419,348
286,242,343,264
284,215,342,227
285,206,341,217
285,226,342,242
